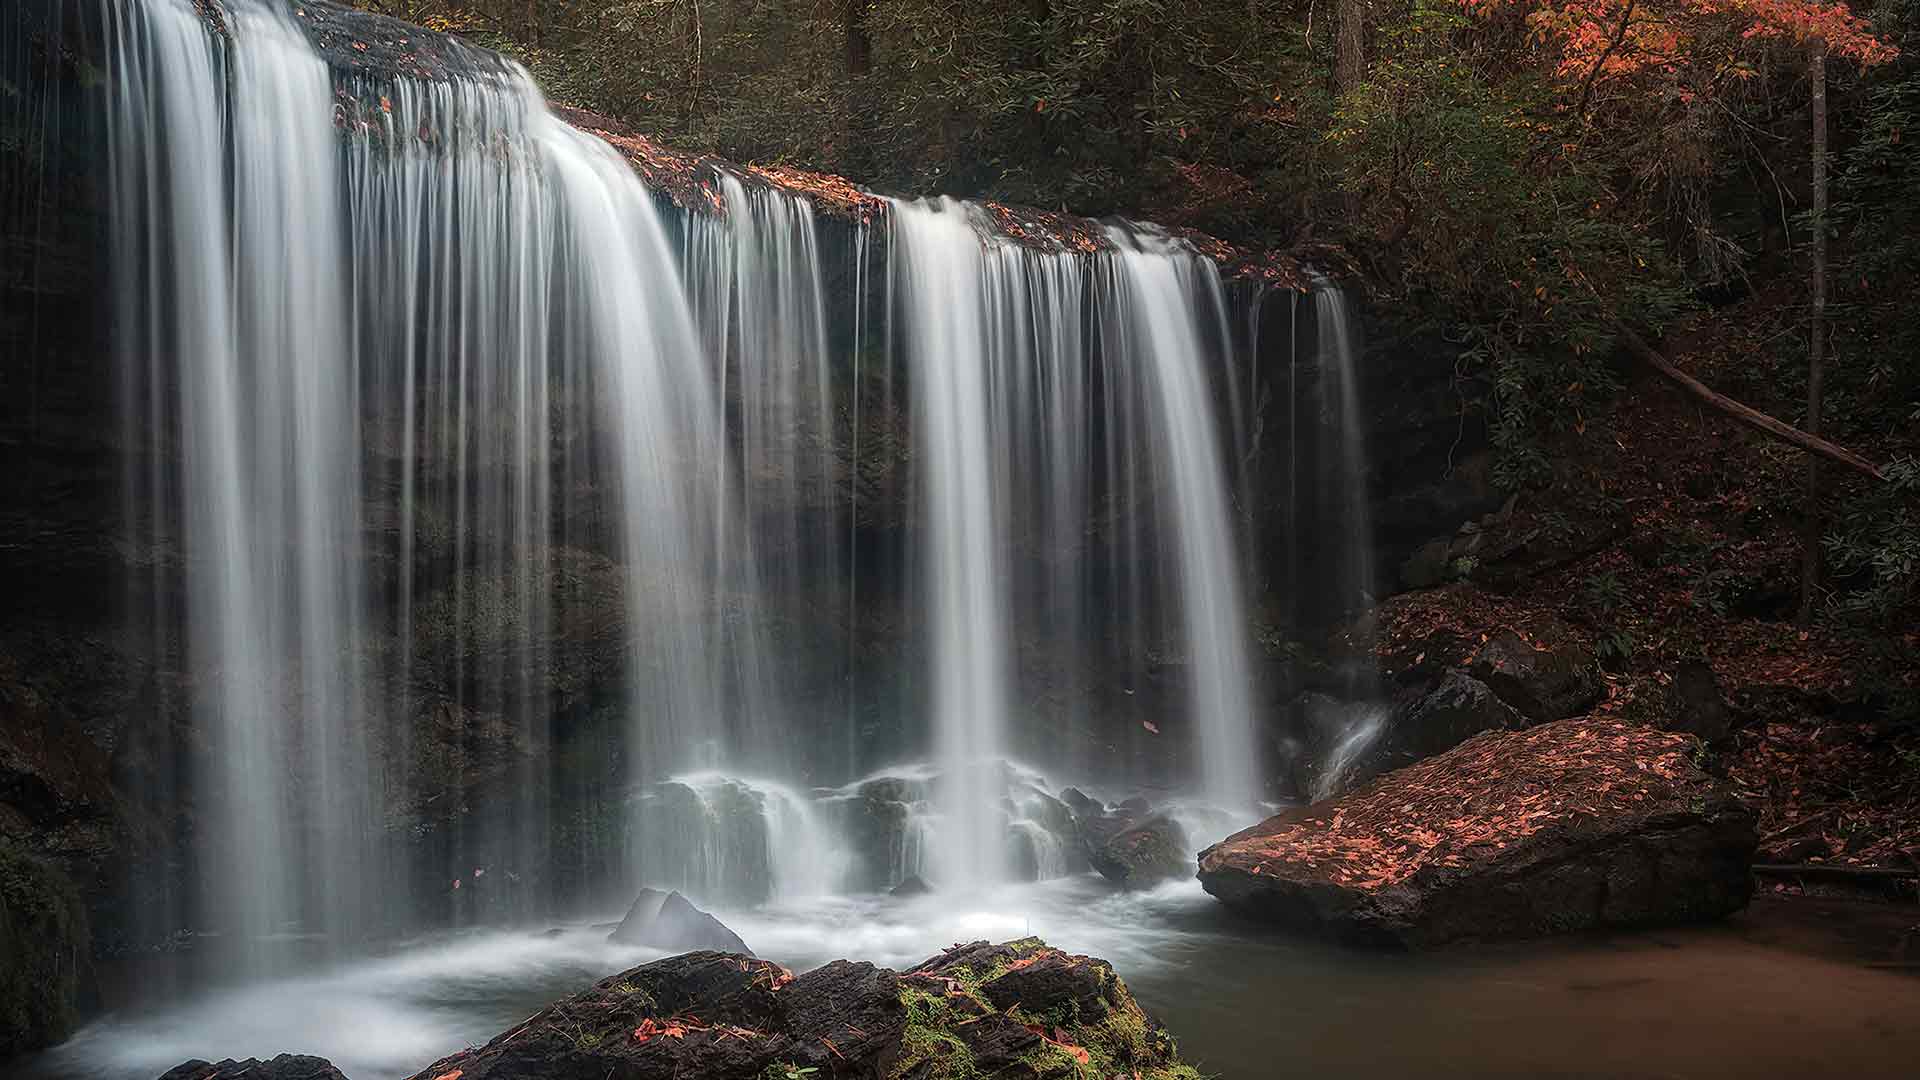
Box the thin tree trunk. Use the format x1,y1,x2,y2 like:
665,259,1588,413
844,0,871,76
1336,0,1364,93
1800,41,1828,623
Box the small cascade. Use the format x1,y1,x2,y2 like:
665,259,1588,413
1304,286,1384,787
632,774,843,907
887,198,1019,888
889,201,1263,860
680,174,841,772
1316,286,1375,618
1101,226,1260,815
817,770,941,893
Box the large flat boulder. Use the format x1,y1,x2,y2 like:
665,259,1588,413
1199,718,1756,946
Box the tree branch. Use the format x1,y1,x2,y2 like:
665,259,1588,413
1575,0,1638,122
1609,318,1887,482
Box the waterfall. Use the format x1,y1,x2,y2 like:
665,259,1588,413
1102,227,1260,815
87,0,1292,940
681,174,841,772
888,198,1019,888
107,0,372,959
889,201,1263,882
1316,286,1375,615
103,0,740,955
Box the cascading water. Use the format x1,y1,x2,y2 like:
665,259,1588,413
888,201,1265,870
888,198,1020,888
1101,227,1260,815
106,0,375,960
103,0,740,955
81,0,1349,953
9,1,1410,1072
1315,285,1375,615
681,174,841,772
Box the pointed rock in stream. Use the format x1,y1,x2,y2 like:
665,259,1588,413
607,888,752,955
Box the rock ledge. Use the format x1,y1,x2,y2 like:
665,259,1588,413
1199,717,1756,946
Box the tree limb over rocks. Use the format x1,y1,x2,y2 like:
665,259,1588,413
1610,318,1889,483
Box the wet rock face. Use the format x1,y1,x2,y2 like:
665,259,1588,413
0,842,92,1059
1290,672,1529,801
1199,718,1756,946
1363,672,1528,789
889,874,932,897
157,1057,351,1080
607,888,752,955
1069,800,1191,889
1085,814,1191,889
1469,628,1604,724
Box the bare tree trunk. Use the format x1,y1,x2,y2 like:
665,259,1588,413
1800,41,1829,623
844,0,871,76
1336,0,1364,93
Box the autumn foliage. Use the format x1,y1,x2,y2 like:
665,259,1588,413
1470,0,1897,97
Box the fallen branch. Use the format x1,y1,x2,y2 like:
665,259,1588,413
1610,319,1888,482
1752,863,1920,881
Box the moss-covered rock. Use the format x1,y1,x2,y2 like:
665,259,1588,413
159,939,1196,1080
895,938,1201,1080
0,842,91,1058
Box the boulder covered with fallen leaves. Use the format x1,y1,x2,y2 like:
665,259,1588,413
1198,717,1756,946
1364,593,1602,724
402,950,902,1080
1468,626,1604,723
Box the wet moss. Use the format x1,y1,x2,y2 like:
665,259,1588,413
894,985,983,1079
0,842,91,1058
888,940,1202,1080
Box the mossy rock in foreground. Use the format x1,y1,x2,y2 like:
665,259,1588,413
158,939,1199,1080
0,842,92,1058
893,937,1202,1080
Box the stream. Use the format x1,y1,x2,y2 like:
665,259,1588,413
25,882,1920,1079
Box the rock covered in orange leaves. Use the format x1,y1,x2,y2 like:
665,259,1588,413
1199,717,1755,946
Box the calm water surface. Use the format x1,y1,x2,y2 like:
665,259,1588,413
23,879,1920,1079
